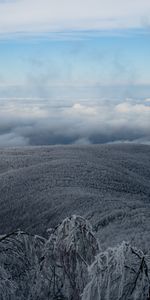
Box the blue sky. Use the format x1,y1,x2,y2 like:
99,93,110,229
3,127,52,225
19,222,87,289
0,0,150,87
0,31,150,86
0,0,150,146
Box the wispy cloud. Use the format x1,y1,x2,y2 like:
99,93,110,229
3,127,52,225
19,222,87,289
0,0,150,37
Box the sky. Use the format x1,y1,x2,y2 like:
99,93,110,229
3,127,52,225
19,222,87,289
0,0,150,146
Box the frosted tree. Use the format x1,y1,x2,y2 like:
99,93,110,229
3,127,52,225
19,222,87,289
0,265,17,300
0,216,150,300
40,215,100,300
82,241,150,300
0,230,45,300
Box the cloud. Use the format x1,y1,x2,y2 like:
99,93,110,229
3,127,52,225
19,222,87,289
0,97,150,147
145,98,150,103
116,102,150,113
0,0,150,37
0,132,29,147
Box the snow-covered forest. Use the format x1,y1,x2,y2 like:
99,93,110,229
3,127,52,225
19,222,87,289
0,144,150,299
0,144,150,254
0,215,150,300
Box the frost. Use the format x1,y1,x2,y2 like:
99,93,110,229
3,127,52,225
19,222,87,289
0,216,150,299
0,230,45,300
82,242,150,300
40,215,100,299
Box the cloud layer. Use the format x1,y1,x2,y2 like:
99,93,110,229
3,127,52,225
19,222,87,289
0,97,150,147
0,0,150,36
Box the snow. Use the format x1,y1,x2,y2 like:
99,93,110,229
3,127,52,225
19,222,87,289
0,216,150,299
82,242,150,300
0,144,150,298
0,144,150,252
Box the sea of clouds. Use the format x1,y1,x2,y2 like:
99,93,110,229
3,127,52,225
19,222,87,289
0,89,150,146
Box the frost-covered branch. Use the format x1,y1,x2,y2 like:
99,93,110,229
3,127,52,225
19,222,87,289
0,216,150,300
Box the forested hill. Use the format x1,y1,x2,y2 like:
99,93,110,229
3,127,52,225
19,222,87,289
0,143,150,251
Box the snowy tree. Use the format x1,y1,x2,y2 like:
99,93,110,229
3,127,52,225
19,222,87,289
40,215,100,300
0,230,45,300
0,216,150,300
82,242,150,300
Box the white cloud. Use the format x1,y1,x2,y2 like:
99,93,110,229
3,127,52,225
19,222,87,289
0,0,150,36
145,98,150,103
0,132,29,147
0,97,150,146
71,103,97,116
116,102,150,113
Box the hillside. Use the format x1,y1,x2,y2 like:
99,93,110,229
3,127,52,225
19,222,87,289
0,143,150,251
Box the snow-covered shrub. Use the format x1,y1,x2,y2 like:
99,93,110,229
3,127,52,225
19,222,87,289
82,241,150,300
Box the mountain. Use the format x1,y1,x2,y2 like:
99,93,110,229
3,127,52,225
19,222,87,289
0,143,150,251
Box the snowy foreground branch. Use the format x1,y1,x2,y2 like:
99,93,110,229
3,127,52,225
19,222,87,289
0,215,150,300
